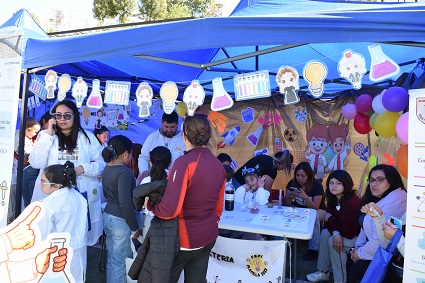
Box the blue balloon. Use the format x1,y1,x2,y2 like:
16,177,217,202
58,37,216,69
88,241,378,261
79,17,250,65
382,86,408,112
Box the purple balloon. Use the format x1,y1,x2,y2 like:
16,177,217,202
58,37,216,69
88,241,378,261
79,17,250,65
382,87,409,112
355,94,373,113
342,104,357,119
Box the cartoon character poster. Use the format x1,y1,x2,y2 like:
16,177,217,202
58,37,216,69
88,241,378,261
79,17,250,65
135,82,153,118
305,124,330,180
276,66,300,105
80,104,131,130
327,123,351,171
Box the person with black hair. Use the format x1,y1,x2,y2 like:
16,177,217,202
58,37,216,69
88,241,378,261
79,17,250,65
30,100,106,246
93,126,109,148
348,164,407,283
217,153,232,165
39,161,88,283
138,111,185,180
101,135,139,283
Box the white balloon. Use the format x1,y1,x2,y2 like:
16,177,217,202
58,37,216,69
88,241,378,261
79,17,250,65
372,93,386,114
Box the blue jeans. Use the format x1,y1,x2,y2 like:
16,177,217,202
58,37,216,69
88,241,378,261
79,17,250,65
103,213,132,283
22,166,39,207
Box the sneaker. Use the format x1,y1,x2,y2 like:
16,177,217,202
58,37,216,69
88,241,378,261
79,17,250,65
306,270,330,282
303,249,318,261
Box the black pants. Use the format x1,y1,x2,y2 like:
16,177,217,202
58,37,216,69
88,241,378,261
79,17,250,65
347,259,371,283
169,240,216,283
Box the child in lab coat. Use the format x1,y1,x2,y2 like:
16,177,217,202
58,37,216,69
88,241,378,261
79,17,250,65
39,161,88,283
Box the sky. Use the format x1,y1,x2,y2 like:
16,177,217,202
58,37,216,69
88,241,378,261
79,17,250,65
0,0,240,31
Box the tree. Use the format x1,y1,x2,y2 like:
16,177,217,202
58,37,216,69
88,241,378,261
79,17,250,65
137,0,216,21
93,0,136,24
138,0,167,21
93,0,109,25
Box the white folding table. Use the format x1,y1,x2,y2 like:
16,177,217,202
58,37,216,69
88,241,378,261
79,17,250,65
218,205,317,282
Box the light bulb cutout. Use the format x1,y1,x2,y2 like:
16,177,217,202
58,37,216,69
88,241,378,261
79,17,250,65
72,77,88,108
211,77,233,111
303,61,327,98
276,66,300,105
160,81,178,114
368,44,400,82
136,82,153,118
45,70,58,99
183,80,205,116
86,79,103,109
338,50,366,90
57,74,71,101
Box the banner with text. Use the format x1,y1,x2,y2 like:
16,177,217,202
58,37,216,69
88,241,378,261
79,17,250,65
206,236,287,283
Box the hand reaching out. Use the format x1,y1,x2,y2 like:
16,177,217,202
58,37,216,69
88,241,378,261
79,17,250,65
360,202,383,217
258,175,266,188
36,245,68,274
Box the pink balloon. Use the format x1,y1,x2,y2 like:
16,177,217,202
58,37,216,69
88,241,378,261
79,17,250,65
355,94,373,113
396,112,409,144
342,104,357,120
354,113,372,134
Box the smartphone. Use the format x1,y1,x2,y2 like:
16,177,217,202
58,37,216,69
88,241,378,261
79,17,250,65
288,187,298,192
388,216,402,230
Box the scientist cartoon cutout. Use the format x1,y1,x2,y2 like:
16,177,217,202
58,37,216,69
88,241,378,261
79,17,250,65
0,202,73,283
276,66,300,105
136,82,153,118
305,124,330,180
327,123,351,171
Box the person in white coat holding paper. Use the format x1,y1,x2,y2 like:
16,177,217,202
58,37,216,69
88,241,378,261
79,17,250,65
30,100,105,246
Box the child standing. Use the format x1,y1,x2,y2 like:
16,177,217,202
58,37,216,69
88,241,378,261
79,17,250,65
39,161,88,282
306,170,360,283
101,135,139,283
235,167,269,206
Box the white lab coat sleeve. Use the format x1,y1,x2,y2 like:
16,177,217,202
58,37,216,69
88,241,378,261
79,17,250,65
138,133,155,174
29,130,55,170
79,131,105,177
234,186,246,203
255,187,270,205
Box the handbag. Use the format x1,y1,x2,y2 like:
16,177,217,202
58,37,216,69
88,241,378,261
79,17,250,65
360,229,403,283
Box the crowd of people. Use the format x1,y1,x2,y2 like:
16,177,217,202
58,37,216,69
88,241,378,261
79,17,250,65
7,99,408,283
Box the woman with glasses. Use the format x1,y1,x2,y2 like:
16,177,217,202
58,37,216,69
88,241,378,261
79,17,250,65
29,100,106,246
347,164,407,283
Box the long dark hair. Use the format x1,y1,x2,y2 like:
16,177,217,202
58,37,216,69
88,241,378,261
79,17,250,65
93,126,109,145
360,164,406,207
325,170,355,209
292,162,315,195
102,135,133,163
51,100,90,154
43,161,76,188
149,146,171,181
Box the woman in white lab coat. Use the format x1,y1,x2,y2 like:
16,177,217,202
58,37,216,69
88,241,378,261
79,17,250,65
30,100,105,246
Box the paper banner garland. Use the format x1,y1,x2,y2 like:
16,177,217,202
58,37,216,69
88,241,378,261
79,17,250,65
45,70,58,99
211,77,233,111
135,82,153,118
368,44,400,82
72,76,88,108
276,66,300,105
57,74,72,102
29,76,47,100
183,80,205,116
104,80,131,106
338,50,366,90
160,81,178,114
86,79,103,109
303,61,327,98
234,70,271,101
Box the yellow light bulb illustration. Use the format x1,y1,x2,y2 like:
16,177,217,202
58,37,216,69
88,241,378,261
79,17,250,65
303,61,327,98
57,74,72,101
160,81,179,114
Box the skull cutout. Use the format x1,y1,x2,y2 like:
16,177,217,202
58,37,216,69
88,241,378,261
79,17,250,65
338,50,366,90
136,82,153,118
183,80,205,116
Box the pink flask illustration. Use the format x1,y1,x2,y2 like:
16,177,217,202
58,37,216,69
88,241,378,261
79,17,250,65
368,44,400,82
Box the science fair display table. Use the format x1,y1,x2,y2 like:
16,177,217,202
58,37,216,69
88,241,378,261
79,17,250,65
218,205,317,282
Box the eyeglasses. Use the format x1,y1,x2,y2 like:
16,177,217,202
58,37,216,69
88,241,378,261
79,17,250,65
54,113,73,120
368,177,387,185
40,180,61,186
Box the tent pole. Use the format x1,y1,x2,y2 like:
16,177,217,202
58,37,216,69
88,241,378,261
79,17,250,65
255,46,259,71
15,69,30,218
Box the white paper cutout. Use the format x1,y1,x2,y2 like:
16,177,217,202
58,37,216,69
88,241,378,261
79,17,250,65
57,74,72,101
136,82,153,118
72,76,88,108
368,44,400,82
211,77,234,111
303,61,327,98
234,71,271,101
276,66,300,105
29,76,47,100
104,81,131,106
160,81,178,114
86,79,103,109
45,70,58,99
183,80,205,116
338,50,367,90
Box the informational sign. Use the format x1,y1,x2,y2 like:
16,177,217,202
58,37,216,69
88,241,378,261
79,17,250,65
0,32,22,228
404,88,425,283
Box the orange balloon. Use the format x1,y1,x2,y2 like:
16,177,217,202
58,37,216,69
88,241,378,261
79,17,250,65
396,145,408,178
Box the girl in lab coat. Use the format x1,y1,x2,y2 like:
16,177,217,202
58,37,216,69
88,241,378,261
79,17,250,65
40,161,88,283
30,100,105,246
